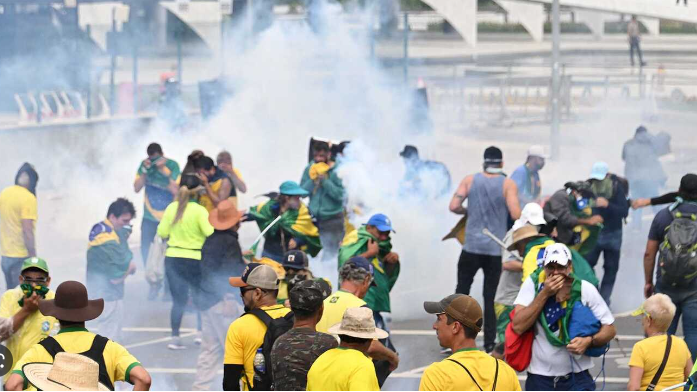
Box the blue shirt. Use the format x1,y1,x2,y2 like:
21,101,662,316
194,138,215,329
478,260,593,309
511,164,541,207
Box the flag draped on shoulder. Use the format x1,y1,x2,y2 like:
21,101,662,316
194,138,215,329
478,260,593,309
248,199,322,257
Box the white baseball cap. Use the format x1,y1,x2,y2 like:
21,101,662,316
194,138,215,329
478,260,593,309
512,203,546,231
590,162,609,181
543,243,572,267
528,145,549,159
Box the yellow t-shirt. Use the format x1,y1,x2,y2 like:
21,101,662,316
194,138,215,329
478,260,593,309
12,327,140,391
0,185,37,258
306,347,380,391
629,335,691,391
0,288,58,381
224,305,291,391
420,348,521,391
316,290,367,334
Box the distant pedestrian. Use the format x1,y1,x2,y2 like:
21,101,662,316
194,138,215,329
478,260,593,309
421,294,521,391
306,307,387,391
544,181,604,255
623,125,667,230
270,280,337,391
628,16,646,67
627,294,692,391
0,163,39,289
399,145,452,198
449,146,521,353
510,145,547,208
217,151,247,194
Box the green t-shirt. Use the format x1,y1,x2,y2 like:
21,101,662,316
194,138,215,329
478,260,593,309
135,158,181,222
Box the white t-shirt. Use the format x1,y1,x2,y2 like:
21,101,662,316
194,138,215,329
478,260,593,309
513,277,614,376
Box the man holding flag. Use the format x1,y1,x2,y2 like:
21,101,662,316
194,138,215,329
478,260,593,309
338,213,400,385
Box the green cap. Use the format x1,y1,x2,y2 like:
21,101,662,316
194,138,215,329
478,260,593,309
21,257,49,274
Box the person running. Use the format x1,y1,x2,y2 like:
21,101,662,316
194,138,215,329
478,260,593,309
224,264,293,391
0,163,39,289
157,174,214,350
510,145,547,208
628,294,693,391
133,143,180,299
585,162,629,305
192,200,245,391
270,280,337,391
86,198,137,344
0,257,58,385
644,173,697,360
306,307,387,391
421,294,521,391
300,141,346,265
6,281,152,391
449,146,521,353
512,243,616,391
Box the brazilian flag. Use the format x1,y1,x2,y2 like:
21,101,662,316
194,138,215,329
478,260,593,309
248,199,322,257
339,226,400,313
568,194,602,257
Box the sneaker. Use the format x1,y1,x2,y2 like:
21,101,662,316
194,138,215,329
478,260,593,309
167,338,186,350
194,337,203,346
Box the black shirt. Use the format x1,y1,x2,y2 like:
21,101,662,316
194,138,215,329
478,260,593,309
198,229,245,311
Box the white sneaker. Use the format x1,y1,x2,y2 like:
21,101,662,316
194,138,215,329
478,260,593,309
194,337,202,346
167,338,186,350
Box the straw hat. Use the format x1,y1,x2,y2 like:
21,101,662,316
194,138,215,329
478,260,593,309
209,200,242,230
507,225,544,251
328,307,389,340
23,352,110,391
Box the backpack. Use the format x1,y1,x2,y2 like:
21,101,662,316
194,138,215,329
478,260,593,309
658,209,697,288
244,308,295,391
38,335,114,390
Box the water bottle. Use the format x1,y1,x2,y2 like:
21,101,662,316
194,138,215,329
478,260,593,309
253,348,265,380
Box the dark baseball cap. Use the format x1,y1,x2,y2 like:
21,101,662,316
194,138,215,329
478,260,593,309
289,280,331,313
484,146,503,164
344,257,377,287
679,174,697,199
282,250,309,270
400,145,419,159
424,294,483,333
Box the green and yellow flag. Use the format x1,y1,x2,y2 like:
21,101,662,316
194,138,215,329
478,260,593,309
248,199,322,257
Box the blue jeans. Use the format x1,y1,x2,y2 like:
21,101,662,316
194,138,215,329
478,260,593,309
585,229,622,305
656,280,697,361
526,370,596,391
1,256,24,290
140,218,160,266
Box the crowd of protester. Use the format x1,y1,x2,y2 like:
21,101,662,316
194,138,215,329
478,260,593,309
1,125,697,391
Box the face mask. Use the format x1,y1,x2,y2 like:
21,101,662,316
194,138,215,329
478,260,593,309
485,167,503,174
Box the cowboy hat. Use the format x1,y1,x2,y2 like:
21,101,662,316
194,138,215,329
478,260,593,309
23,352,110,391
39,281,104,322
507,225,544,251
209,200,242,230
328,307,389,340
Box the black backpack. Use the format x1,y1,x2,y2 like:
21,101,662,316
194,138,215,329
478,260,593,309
659,209,697,287
244,308,295,391
37,335,114,390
